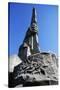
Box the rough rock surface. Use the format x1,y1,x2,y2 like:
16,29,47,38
9,52,58,87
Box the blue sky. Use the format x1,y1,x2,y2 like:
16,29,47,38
8,3,58,56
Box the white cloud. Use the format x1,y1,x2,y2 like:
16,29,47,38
8,55,22,72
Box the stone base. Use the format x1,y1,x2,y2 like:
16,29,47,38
9,52,58,87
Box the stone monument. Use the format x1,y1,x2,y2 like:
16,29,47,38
18,8,40,62
9,8,58,87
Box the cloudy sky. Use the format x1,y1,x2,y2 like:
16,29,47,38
8,3,58,56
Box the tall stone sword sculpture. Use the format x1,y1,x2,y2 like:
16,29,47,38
18,8,40,61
